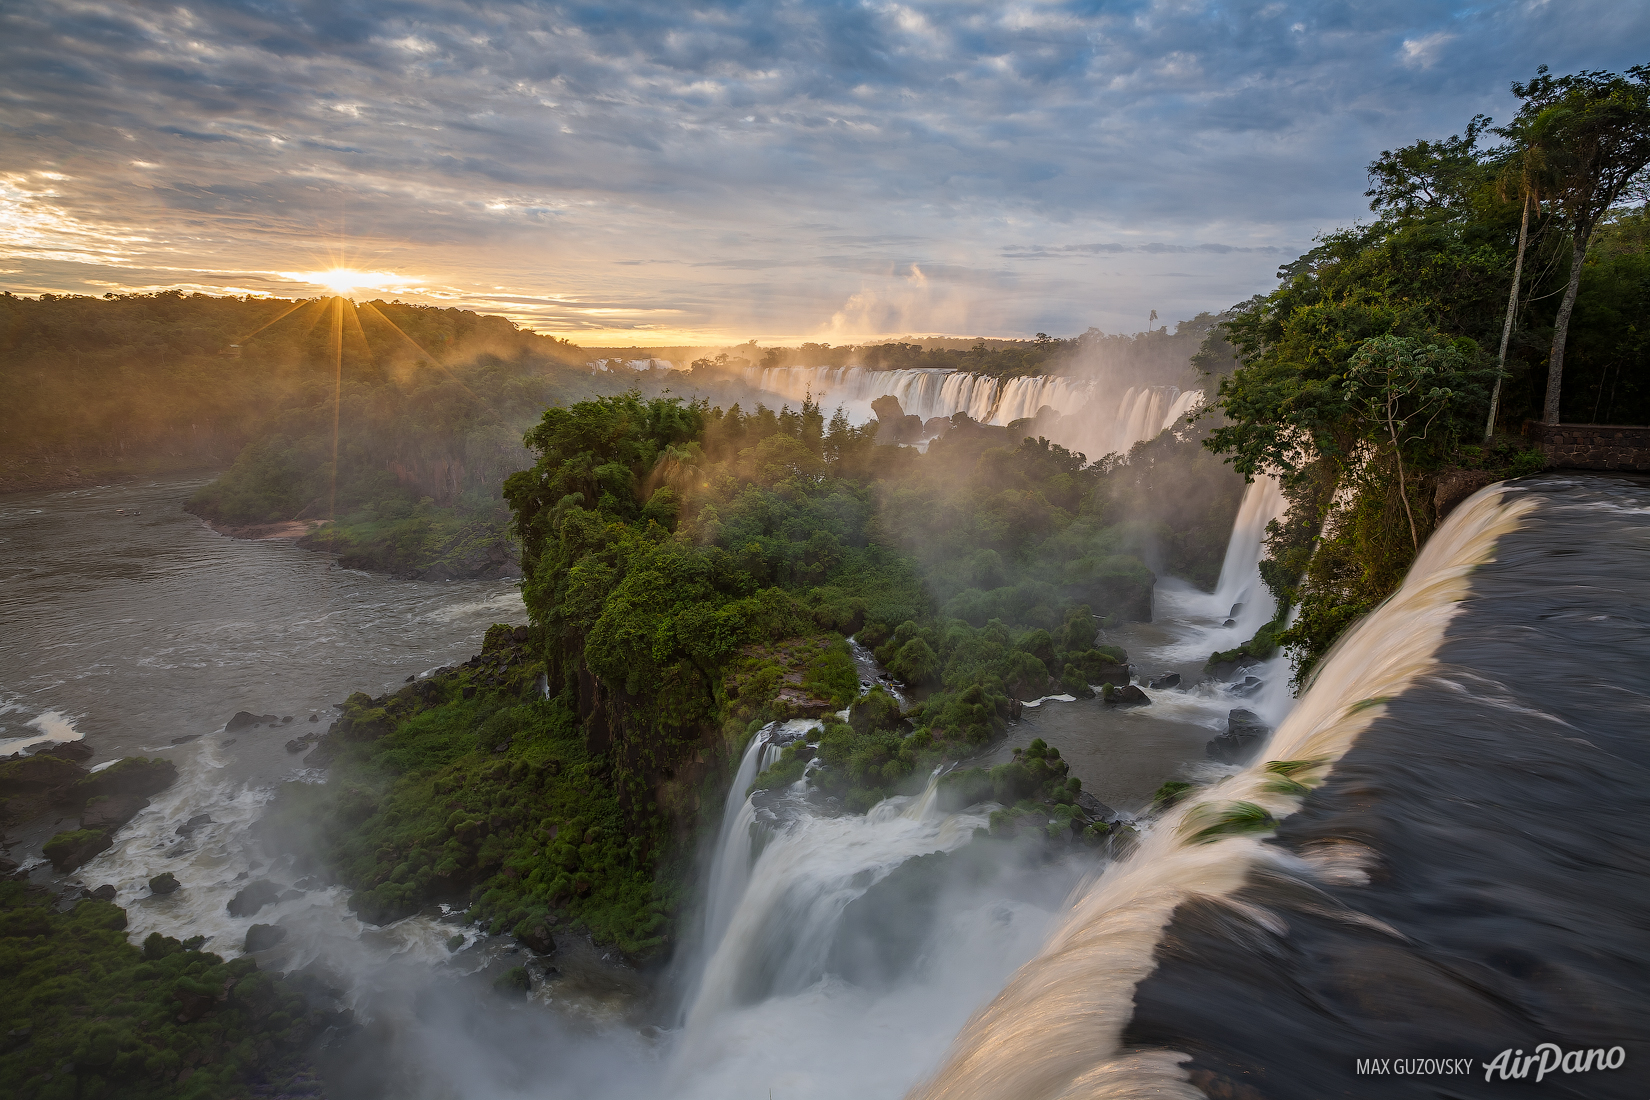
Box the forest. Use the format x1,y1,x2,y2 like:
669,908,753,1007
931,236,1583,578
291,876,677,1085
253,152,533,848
1206,64,1650,682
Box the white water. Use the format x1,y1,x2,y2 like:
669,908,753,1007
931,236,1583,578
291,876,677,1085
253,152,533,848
699,732,768,961
908,482,1532,1100
746,364,1201,459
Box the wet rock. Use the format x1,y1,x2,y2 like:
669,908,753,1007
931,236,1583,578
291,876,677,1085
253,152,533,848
1075,790,1118,823
518,920,556,956
1222,618,1237,628
170,734,202,745
176,812,213,835
1231,675,1264,698
308,714,319,722
78,757,177,801
304,739,336,767
1148,672,1182,690
293,875,323,890
1103,684,1152,707
1207,708,1271,764
284,738,308,753
225,711,261,732
43,828,111,871
227,879,282,917
0,754,88,794
278,889,305,902
281,715,294,724
44,741,93,762
405,675,415,682
149,872,180,894
89,884,116,902
0,856,17,877
80,793,149,830
221,738,237,746
244,923,288,952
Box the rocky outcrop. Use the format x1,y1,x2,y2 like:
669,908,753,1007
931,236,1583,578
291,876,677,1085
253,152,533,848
149,872,180,895
81,793,149,831
43,828,111,871
244,923,288,953
1103,684,1151,707
1207,708,1271,764
1148,672,1182,690
227,880,282,918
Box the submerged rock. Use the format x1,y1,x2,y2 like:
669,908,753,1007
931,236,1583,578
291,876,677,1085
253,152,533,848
1231,675,1265,697
1148,672,1182,690
227,880,281,917
176,812,213,835
284,738,308,753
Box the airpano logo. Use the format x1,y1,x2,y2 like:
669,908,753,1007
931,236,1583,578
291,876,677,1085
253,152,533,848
1481,1044,1627,1083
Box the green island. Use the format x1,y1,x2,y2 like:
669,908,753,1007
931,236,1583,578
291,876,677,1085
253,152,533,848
256,388,1239,960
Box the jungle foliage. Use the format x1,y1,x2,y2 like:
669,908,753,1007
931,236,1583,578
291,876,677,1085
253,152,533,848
1204,63,1648,682
0,882,333,1099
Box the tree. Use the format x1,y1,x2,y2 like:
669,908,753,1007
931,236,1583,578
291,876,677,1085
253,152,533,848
1342,336,1463,549
1508,66,1650,424
1484,139,1552,439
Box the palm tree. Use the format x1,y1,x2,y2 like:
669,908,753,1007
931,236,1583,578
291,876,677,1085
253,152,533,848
1484,143,1548,440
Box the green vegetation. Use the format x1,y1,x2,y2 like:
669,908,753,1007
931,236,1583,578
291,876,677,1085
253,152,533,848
0,882,331,1099
1202,63,1650,682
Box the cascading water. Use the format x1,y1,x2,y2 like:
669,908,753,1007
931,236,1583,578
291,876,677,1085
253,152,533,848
698,731,768,963
907,482,1536,1100
744,364,1201,459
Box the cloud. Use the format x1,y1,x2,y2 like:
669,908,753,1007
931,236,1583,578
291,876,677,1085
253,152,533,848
2,0,1647,342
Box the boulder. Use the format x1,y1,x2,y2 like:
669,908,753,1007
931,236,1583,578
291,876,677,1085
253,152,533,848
1206,708,1271,764
89,884,116,902
80,793,149,830
0,754,88,794
1148,672,1181,690
227,880,282,917
244,923,287,952
43,828,111,871
284,738,308,753
225,711,261,732
149,872,180,895
1103,684,1151,707
44,741,93,762
0,856,18,877
1231,675,1264,697
177,812,213,835
73,757,177,802
518,920,556,956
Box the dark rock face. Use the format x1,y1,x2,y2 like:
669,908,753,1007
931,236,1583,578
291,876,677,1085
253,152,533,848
43,829,111,871
1207,708,1271,764
227,880,282,917
89,884,117,902
77,757,177,801
244,923,288,952
225,711,261,732
80,793,149,830
149,872,180,894
1149,672,1182,690
44,741,93,762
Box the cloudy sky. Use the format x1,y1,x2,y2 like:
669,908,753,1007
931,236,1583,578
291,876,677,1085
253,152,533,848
2,1,1645,344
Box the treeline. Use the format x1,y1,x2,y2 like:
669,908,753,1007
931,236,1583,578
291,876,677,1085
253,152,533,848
1205,63,1650,680
0,290,592,493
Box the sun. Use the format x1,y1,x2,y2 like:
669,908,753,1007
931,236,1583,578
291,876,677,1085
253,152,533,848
313,268,369,294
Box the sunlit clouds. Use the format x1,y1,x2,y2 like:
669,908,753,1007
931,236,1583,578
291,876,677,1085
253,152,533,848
2,1,1647,344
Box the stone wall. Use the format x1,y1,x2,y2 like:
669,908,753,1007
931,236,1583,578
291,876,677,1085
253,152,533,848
1527,422,1650,472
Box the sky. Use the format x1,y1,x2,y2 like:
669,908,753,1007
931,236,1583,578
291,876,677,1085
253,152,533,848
2,1,1647,346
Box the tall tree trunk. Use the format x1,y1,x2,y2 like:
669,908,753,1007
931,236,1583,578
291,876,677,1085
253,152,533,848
1544,230,1591,425
1486,192,1532,441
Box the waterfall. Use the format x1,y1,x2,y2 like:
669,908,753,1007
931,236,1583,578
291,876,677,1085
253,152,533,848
677,771,989,1051
700,731,770,961
905,482,1533,1100
742,364,1200,459
1210,475,1289,639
